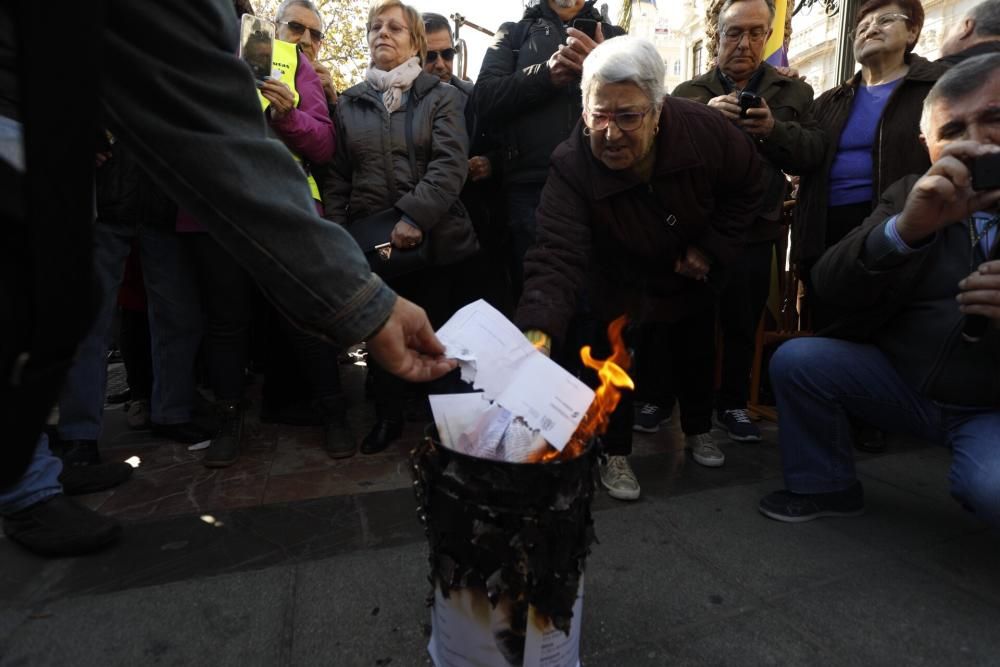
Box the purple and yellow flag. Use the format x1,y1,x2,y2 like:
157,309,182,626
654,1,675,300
763,0,788,67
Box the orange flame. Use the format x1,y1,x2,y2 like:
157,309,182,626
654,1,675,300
532,317,634,462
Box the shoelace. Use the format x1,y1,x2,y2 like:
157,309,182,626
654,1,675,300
726,409,752,424
639,403,659,415
606,456,637,481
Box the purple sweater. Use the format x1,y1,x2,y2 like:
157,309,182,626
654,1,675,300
178,51,334,232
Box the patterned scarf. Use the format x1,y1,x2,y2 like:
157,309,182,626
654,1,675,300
365,56,422,113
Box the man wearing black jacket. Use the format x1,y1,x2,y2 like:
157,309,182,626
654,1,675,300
939,0,1000,66
758,55,1000,527
474,0,624,298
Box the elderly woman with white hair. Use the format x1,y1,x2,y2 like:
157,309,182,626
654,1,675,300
516,37,765,500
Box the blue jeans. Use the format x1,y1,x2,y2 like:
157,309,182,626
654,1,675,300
770,337,1000,526
59,223,202,440
0,434,62,515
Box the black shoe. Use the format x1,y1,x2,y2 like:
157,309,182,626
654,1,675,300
360,418,403,455
151,421,213,444
52,439,101,467
203,402,243,468
106,388,132,405
855,426,887,453
324,416,357,459
59,461,134,495
2,494,121,557
758,483,865,523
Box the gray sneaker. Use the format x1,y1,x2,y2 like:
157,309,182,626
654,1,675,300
599,455,641,501
686,432,725,467
126,399,151,430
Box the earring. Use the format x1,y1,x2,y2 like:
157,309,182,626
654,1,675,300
654,124,660,135
583,126,592,136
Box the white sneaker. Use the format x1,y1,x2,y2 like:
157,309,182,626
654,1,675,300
686,432,725,467
599,455,641,501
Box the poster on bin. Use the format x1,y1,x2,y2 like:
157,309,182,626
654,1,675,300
427,580,584,667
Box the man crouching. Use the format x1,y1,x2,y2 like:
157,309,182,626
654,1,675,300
760,54,1000,526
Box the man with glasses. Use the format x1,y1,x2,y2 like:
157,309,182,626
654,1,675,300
275,0,338,106
671,0,825,449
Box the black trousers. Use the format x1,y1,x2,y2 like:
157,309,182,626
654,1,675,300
810,202,872,331
119,308,153,401
188,233,252,403
717,240,775,410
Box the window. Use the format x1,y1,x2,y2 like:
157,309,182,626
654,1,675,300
673,59,681,76
691,40,703,76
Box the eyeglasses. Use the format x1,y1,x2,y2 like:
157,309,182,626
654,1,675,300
426,48,456,63
721,27,769,44
584,107,652,133
279,20,324,42
855,13,908,38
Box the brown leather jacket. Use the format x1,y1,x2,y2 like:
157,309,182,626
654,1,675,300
792,54,948,264
515,96,765,341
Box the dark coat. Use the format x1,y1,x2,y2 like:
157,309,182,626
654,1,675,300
318,72,477,266
672,63,825,243
812,176,1000,407
96,137,176,230
515,96,765,341
792,54,948,264
473,1,625,186
937,40,1000,67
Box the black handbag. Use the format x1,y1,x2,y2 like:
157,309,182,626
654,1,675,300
348,101,429,279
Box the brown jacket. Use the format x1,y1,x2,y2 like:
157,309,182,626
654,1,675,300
672,63,825,243
515,96,765,342
792,54,948,264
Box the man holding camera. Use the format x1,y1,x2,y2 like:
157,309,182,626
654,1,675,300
672,0,825,443
759,54,1000,527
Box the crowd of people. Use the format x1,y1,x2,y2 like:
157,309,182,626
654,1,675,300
1,0,999,558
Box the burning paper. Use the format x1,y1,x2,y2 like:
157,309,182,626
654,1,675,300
433,301,594,452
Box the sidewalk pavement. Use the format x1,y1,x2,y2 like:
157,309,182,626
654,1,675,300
2,419,998,666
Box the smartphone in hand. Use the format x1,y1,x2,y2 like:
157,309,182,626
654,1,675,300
571,18,598,40
238,13,275,82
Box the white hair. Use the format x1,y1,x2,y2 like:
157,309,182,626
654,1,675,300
580,36,666,111
920,53,1000,137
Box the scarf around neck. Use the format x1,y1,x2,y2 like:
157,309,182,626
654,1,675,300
365,56,422,113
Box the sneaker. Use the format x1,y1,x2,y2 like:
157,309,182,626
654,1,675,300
758,483,865,523
59,461,133,495
203,402,243,468
2,494,121,556
686,432,725,467
126,399,151,430
715,408,761,442
323,415,357,459
52,439,101,467
633,402,670,433
599,455,641,501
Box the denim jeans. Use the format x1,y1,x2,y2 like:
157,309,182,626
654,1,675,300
771,337,1000,527
504,183,543,300
0,434,62,515
59,223,202,440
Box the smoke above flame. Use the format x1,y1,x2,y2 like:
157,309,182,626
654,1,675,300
533,317,634,462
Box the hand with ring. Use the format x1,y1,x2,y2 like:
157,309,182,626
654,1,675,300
391,220,423,249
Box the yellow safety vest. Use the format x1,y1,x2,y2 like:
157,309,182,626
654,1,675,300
258,39,321,201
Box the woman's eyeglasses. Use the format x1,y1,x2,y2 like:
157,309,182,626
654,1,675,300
426,48,456,63
855,13,908,38
280,20,324,42
584,107,651,133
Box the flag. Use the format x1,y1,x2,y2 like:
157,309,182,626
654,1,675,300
763,0,788,67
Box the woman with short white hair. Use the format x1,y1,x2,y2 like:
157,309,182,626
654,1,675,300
517,36,765,500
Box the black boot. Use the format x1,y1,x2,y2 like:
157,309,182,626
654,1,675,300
203,402,243,468
2,495,121,556
360,417,403,455
52,439,101,466
60,463,133,495
316,397,356,459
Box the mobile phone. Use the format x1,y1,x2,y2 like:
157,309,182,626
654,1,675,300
972,152,1000,191
739,91,761,119
571,18,598,40
238,13,275,82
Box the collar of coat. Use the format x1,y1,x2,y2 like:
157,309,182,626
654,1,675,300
676,62,794,100
830,53,945,100
341,71,441,106
577,96,706,200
